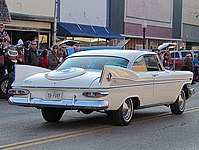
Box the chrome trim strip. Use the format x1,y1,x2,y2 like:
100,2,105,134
8,97,109,110
137,102,172,109
112,77,191,83
16,78,191,90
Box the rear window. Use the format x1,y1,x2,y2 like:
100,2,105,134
58,56,129,70
170,52,180,58
181,52,193,58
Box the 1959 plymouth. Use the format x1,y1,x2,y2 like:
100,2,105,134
8,50,195,126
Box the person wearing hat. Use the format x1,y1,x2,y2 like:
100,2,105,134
4,45,18,98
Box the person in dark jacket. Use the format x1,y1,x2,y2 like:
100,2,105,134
39,49,48,68
25,40,39,66
24,40,31,64
16,45,25,64
4,46,18,98
48,44,59,70
181,53,195,84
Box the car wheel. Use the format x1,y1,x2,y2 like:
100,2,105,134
170,89,186,114
112,98,134,126
0,76,8,99
41,108,65,122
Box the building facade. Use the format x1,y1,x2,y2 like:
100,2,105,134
57,0,122,46
110,0,184,50
183,0,199,49
5,0,54,49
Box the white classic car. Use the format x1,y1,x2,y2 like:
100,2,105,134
8,50,195,126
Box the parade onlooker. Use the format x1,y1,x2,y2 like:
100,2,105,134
0,23,10,43
0,23,10,53
25,40,39,66
73,43,81,53
17,39,24,46
181,53,195,84
192,53,199,82
162,52,171,69
24,40,31,64
39,49,48,68
4,46,18,98
48,44,59,70
59,44,68,63
16,45,25,64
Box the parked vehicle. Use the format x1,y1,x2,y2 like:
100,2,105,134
170,50,199,70
158,42,177,51
0,44,8,98
8,49,194,126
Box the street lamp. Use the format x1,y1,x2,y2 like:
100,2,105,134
142,22,147,49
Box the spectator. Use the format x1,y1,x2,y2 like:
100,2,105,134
0,23,10,43
25,40,39,66
39,49,48,68
181,53,195,84
17,39,24,46
59,44,68,63
0,23,10,53
16,45,25,64
73,43,81,53
24,40,31,64
192,53,199,82
162,52,171,69
4,46,18,98
48,44,59,70
158,51,163,59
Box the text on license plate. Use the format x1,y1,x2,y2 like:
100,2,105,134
46,90,63,100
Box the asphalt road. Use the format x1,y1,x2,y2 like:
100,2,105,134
0,83,199,150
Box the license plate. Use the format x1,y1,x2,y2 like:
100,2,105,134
46,90,63,101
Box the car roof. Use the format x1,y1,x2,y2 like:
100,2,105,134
57,40,80,46
68,49,156,61
170,50,198,52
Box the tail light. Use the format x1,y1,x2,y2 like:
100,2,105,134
82,91,109,97
8,89,30,95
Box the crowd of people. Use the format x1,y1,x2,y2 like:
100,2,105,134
152,48,199,84
0,23,81,98
181,52,199,84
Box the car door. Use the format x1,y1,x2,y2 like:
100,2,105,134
144,55,178,104
170,51,182,70
131,55,154,106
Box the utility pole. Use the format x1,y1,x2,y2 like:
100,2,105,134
53,0,58,45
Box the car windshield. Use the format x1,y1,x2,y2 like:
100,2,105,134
57,56,129,70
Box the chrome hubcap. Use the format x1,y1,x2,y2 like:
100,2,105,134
1,79,8,94
178,90,186,111
122,99,133,122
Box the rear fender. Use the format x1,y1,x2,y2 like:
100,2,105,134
14,64,50,87
99,65,139,87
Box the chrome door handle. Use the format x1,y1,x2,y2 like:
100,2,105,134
152,74,158,77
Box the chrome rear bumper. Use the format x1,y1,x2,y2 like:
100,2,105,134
8,97,109,110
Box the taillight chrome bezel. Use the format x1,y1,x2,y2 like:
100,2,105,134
8,89,30,95
82,91,109,97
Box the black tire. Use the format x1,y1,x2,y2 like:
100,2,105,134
0,75,8,99
111,98,134,126
170,89,186,114
41,108,65,122
81,110,93,115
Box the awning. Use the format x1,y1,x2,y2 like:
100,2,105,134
57,22,122,39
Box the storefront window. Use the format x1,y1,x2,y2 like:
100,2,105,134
39,33,49,49
56,37,107,47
